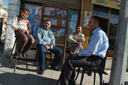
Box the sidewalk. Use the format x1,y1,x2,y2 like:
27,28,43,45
0,37,128,85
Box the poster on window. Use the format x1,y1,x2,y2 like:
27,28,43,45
44,7,67,17
25,4,42,39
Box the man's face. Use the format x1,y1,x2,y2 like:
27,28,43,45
76,26,82,33
44,21,51,29
88,17,97,31
20,10,29,19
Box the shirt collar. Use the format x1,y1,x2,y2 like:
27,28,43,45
42,27,47,30
92,27,101,35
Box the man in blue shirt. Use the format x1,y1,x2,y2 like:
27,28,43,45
57,16,109,85
36,19,62,75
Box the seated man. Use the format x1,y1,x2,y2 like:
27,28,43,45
68,25,85,55
57,16,109,85
36,19,62,75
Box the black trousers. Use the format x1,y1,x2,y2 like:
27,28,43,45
57,55,102,85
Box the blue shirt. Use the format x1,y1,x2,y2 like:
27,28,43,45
36,27,55,46
78,27,109,58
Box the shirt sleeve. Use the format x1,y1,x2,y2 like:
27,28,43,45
78,34,101,56
11,16,19,30
27,22,31,32
36,28,45,45
68,33,77,43
78,34,85,42
50,31,55,46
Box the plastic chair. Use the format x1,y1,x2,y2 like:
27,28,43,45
75,56,107,85
8,38,28,73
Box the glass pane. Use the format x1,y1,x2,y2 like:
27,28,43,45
111,8,119,19
109,20,118,50
93,4,109,17
67,11,78,48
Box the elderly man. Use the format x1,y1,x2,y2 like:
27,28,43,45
68,25,85,55
57,16,109,85
36,19,62,75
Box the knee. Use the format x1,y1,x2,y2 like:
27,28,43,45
58,49,63,55
38,46,46,53
22,37,28,43
29,36,35,44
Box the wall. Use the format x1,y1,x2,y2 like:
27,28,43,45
22,0,81,10
81,0,93,48
4,0,20,57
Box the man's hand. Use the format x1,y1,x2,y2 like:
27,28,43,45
45,45,50,50
77,42,82,45
50,45,53,49
72,54,78,57
26,31,29,34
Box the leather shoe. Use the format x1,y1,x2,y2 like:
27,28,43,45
18,51,22,57
39,68,44,75
103,70,108,75
51,66,60,71
22,50,26,57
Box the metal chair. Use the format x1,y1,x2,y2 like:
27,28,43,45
8,38,28,73
75,56,107,85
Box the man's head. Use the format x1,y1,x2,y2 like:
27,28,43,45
20,8,30,19
44,19,51,30
76,25,82,33
88,16,100,31
38,8,42,16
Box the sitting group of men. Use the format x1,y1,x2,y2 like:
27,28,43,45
11,8,109,85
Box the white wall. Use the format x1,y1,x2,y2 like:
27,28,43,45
4,0,20,57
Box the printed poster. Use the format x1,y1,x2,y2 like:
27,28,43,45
25,4,42,40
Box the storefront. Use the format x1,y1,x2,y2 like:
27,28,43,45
6,0,128,69
5,0,84,64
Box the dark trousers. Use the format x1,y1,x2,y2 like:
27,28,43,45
37,44,62,69
57,55,102,85
15,30,33,52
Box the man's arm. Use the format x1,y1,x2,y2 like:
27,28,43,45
50,31,55,46
36,28,45,45
68,33,77,43
78,34,101,56
78,34,85,42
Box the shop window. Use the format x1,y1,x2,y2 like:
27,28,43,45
109,20,118,50
66,10,78,47
93,4,109,17
111,8,119,19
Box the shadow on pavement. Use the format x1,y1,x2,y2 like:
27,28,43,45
0,72,57,85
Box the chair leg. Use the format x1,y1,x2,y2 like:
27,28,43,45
8,40,16,67
8,55,13,67
80,69,85,85
50,53,51,66
93,73,96,85
14,56,17,73
99,73,103,85
26,52,28,69
34,51,38,65
75,67,80,80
